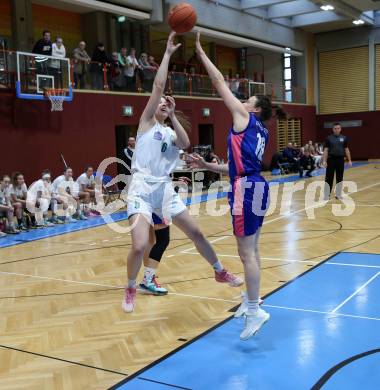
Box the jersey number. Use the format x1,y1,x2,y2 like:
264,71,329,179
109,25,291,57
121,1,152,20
255,133,265,161
161,142,168,153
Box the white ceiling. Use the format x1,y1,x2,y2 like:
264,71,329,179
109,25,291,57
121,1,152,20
238,0,379,33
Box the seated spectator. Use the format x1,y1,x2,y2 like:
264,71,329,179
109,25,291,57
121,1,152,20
27,170,55,228
0,175,20,235
292,142,300,157
299,149,315,178
51,36,66,89
125,48,140,92
138,53,155,92
189,67,200,95
231,74,240,97
9,172,29,230
90,43,108,90
282,142,299,172
73,41,90,89
52,167,87,223
109,52,122,91
315,142,324,155
148,55,159,71
76,166,97,214
224,74,231,89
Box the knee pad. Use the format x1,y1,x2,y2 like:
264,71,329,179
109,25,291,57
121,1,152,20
149,227,170,262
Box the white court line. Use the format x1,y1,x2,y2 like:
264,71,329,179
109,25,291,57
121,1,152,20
179,181,380,255
263,304,380,322
181,252,380,269
0,270,238,304
331,271,380,313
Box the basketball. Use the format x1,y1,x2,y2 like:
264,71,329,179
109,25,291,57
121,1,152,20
168,3,197,34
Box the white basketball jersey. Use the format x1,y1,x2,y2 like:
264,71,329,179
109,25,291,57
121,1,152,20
132,122,179,182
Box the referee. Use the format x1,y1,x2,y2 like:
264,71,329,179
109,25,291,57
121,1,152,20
322,122,352,200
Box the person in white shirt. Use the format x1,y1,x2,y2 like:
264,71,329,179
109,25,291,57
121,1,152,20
9,172,29,230
51,36,66,89
27,170,55,228
76,166,97,215
52,167,86,223
0,175,20,235
125,48,141,92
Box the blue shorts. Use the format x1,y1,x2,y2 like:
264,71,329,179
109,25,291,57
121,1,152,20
228,175,269,237
152,213,163,225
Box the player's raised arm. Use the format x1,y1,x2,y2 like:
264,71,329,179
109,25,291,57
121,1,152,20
195,32,249,132
139,32,181,132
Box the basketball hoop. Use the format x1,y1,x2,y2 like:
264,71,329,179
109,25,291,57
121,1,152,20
44,88,67,111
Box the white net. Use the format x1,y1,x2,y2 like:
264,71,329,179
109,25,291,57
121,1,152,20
45,89,66,111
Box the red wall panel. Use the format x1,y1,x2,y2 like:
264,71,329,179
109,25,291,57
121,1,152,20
316,111,380,160
0,91,316,183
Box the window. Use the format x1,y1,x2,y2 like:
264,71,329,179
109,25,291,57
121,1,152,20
283,52,292,102
277,118,301,151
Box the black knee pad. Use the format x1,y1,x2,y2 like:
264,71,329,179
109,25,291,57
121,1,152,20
149,226,170,262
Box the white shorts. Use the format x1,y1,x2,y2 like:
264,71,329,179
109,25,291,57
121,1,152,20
127,177,186,224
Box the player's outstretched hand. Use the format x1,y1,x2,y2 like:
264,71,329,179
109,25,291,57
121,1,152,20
165,95,176,117
188,153,207,169
166,31,182,56
195,31,205,56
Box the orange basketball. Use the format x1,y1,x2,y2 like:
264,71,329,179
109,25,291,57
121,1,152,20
168,3,197,34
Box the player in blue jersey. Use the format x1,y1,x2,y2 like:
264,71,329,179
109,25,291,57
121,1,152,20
190,32,286,340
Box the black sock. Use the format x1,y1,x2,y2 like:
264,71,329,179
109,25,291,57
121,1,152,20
31,215,36,224
17,218,23,226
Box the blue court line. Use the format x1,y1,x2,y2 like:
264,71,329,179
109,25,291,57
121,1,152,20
0,162,368,249
112,252,380,390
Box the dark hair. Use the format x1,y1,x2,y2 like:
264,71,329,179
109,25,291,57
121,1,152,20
333,122,341,127
43,30,51,36
254,94,287,122
64,166,72,173
42,169,51,176
97,42,104,47
1,174,10,181
85,165,93,172
12,172,23,187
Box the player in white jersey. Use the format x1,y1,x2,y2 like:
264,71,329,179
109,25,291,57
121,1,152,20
123,32,243,313
52,167,87,223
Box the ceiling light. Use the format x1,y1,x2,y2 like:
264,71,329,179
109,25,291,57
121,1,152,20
320,5,334,11
285,47,291,51
117,15,126,23
353,19,365,25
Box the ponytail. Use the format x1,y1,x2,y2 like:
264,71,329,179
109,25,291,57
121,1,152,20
254,94,287,122
165,110,192,133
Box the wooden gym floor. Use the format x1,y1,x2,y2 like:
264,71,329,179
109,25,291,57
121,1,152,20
0,163,379,389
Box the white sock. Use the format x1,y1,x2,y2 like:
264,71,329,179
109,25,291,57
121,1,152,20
143,267,156,282
212,261,223,273
127,279,136,289
247,299,259,315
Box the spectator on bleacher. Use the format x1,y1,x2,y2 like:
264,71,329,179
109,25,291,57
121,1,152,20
109,52,122,91
125,48,140,92
73,41,91,89
299,149,315,178
32,30,52,56
9,172,29,230
148,55,159,70
189,67,199,95
52,167,87,223
170,63,183,92
282,142,299,172
27,170,55,228
51,36,66,89
118,47,128,88
292,142,300,157
77,166,97,212
231,74,240,97
138,53,155,92
0,175,20,235
90,43,108,90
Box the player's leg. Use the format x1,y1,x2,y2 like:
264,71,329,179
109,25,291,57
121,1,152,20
140,223,169,295
123,213,152,312
172,208,243,286
236,231,269,341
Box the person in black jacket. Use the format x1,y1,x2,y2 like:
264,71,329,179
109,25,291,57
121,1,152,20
90,43,108,90
32,30,52,56
299,149,315,178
